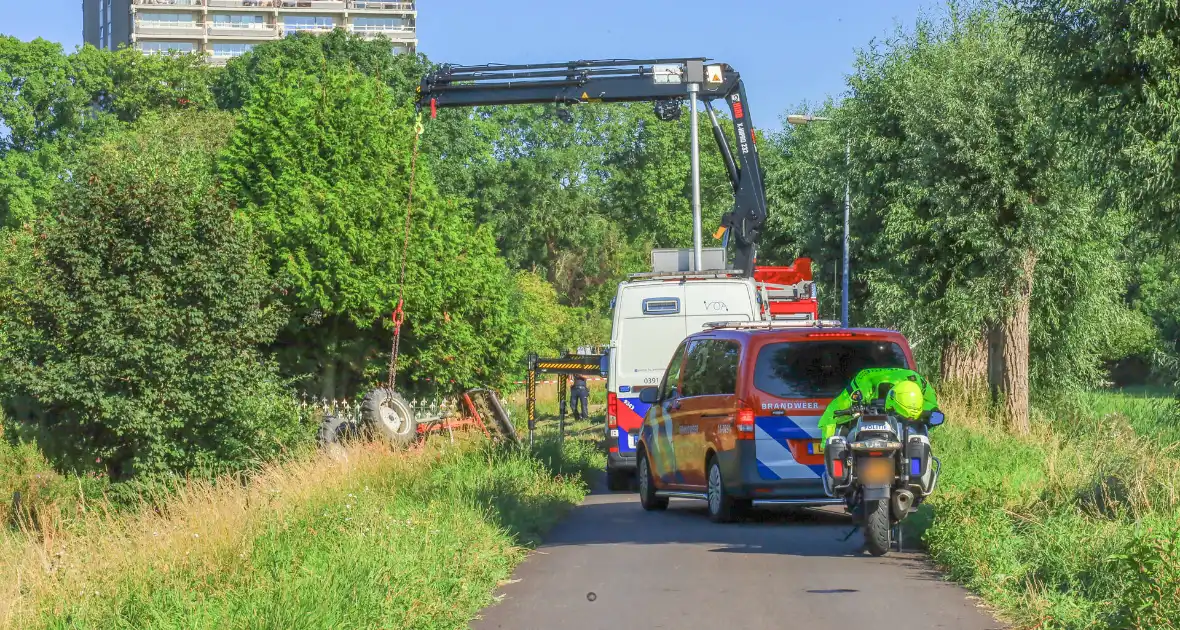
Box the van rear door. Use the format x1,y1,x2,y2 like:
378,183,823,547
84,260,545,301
749,337,912,482
612,285,687,453
682,281,757,332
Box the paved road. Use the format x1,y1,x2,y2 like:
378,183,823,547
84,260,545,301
471,479,1005,630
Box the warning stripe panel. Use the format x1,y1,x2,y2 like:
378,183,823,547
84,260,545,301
513,377,606,385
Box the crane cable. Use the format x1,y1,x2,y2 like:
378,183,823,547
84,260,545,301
387,112,426,390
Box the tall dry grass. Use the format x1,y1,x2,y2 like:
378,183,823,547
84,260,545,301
1,439,417,628
0,423,608,630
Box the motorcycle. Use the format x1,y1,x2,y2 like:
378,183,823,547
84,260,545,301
821,400,944,556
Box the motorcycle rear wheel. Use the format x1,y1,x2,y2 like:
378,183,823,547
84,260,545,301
863,498,891,556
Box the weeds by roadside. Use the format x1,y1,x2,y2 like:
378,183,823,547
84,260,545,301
2,426,602,630
919,390,1180,630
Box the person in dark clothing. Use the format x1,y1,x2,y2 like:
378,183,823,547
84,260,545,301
570,374,589,421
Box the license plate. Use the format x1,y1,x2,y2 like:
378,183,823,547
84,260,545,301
860,458,894,484
627,434,637,449
808,440,823,455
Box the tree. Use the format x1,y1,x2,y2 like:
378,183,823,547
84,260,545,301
601,103,737,251
0,111,303,481
466,104,641,310
0,39,217,227
1017,0,1180,240
220,62,523,398
99,46,218,122
761,4,1143,430
1,38,106,226
214,31,492,201
758,102,850,322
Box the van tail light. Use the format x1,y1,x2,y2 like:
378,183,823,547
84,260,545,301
607,392,618,429
736,405,756,440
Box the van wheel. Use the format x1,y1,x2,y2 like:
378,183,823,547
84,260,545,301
637,450,668,511
707,457,737,523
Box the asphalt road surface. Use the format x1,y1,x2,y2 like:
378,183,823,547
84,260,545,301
471,477,1005,630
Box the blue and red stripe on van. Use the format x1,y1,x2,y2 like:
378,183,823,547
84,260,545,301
614,396,650,453
753,413,827,479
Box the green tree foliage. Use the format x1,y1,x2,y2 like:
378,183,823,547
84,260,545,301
0,38,216,226
762,5,1146,429
1017,0,1180,239
0,38,108,226
100,46,218,122
602,103,738,250
1017,0,1180,385
510,270,611,359
220,62,522,398
213,30,491,201
758,102,848,320
467,105,644,311
0,111,304,481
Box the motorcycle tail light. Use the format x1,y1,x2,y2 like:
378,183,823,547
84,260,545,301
825,438,849,483
907,437,929,476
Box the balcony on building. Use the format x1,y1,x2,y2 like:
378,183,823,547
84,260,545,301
280,15,340,36
278,0,347,10
137,41,201,55
207,13,278,38
207,42,256,65
207,0,279,9
135,13,205,37
348,0,415,12
350,17,414,41
132,0,205,8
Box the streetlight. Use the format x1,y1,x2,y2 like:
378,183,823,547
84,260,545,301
786,113,850,328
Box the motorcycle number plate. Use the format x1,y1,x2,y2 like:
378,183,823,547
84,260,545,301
860,458,894,484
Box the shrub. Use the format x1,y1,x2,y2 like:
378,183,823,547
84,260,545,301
0,111,308,481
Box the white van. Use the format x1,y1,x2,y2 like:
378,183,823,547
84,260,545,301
602,251,819,491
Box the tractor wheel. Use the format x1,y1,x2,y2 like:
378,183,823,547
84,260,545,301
317,413,360,448
361,387,418,448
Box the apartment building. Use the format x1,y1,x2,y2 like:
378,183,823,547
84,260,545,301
82,0,417,65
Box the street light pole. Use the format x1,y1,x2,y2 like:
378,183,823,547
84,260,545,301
689,83,703,271
842,137,850,328
786,114,850,327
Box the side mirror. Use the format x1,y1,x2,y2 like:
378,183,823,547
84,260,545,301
638,387,660,405
928,410,945,427
599,352,609,378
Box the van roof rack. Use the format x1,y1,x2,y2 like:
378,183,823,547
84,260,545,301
626,269,747,281
701,319,844,331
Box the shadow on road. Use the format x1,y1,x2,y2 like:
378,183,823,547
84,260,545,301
514,471,882,559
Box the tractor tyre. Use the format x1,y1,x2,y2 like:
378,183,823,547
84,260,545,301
361,387,418,448
317,413,360,448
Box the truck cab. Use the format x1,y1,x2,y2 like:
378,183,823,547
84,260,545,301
602,249,818,491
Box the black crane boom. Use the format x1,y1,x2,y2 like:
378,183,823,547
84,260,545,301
417,58,767,275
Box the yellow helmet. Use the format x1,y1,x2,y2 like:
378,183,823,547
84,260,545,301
885,380,923,420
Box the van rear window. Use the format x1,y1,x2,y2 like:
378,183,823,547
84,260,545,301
753,340,909,398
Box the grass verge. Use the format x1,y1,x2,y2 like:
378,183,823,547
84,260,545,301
2,428,603,630
917,391,1180,630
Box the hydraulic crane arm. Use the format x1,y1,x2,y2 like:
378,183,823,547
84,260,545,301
417,58,768,275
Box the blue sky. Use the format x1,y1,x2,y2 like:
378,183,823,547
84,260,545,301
2,0,938,130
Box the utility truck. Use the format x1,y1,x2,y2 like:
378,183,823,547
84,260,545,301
602,251,818,489
417,58,821,489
